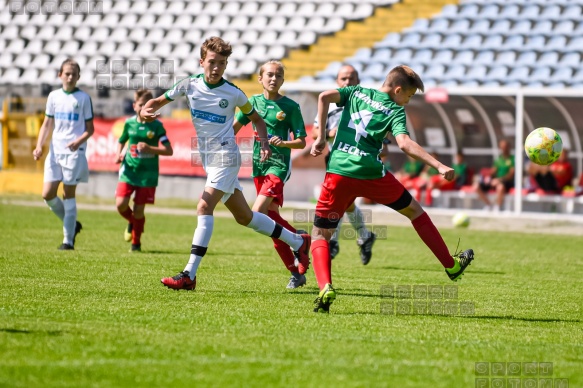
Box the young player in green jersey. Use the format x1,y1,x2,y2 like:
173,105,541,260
310,65,475,313
311,64,377,264
115,89,173,252
474,139,515,212
140,37,310,290
233,61,308,289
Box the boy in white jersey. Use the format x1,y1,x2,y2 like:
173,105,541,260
33,58,94,250
140,37,310,290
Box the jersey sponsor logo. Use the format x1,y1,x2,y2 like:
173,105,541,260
54,112,79,121
219,99,229,108
276,111,286,121
336,141,369,157
129,144,154,159
353,91,392,115
190,109,226,123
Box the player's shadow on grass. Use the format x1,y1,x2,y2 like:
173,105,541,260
0,328,62,335
380,266,505,275
460,315,581,323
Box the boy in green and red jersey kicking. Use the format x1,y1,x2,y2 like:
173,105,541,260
234,60,308,289
310,66,475,313
115,89,173,252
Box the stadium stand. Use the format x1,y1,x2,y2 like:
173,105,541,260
312,0,583,88
0,0,398,92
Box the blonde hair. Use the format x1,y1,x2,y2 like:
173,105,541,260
258,60,285,77
383,65,424,93
200,36,232,60
59,58,80,75
134,89,153,102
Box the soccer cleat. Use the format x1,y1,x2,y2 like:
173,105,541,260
445,249,475,281
313,283,336,313
73,221,82,246
124,223,132,242
329,239,340,260
286,273,307,289
130,243,141,252
357,232,376,265
161,271,196,290
293,233,311,275
58,243,74,250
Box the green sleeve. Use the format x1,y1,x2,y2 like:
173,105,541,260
235,108,250,126
289,104,306,139
119,121,129,143
389,106,408,137
337,86,358,107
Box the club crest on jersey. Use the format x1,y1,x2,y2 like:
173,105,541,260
219,99,229,108
72,102,79,109
276,111,286,121
147,130,155,139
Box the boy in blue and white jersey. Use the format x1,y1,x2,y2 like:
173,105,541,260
140,37,311,290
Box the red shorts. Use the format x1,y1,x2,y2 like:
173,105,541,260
116,182,156,205
315,173,410,223
254,174,285,206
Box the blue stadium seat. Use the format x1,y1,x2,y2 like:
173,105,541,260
433,50,454,64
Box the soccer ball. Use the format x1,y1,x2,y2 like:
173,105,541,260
452,212,470,228
524,127,563,166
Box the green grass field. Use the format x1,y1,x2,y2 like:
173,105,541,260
1,202,581,387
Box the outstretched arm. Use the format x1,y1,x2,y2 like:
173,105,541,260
140,96,171,122
395,134,455,181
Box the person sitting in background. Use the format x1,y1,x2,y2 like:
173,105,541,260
527,149,573,194
550,149,573,192
423,150,469,207
395,154,425,190
474,139,514,212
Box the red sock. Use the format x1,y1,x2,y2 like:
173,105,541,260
272,238,297,271
267,210,297,233
132,216,145,245
119,207,133,223
311,239,332,290
411,212,454,268
267,211,297,271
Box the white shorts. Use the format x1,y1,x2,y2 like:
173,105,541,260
44,151,89,185
205,166,243,203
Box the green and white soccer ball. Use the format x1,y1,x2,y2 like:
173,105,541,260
452,212,470,228
524,127,563,166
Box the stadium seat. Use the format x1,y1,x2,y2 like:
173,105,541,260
92,27,111,43
482,35,504,50
453,50,474,65
466,65,487,82
560,52,580,67
257,3,277,16
505,35,526,50
550,67,573,83
43,40,61,56
429,18,449,33
167,1,185,15
23,39,43,55
530,20,553,35
39,68,58,84
1,25,19,40
306,17,326,32
440,34,463,49
99,41,117,58
175,15,194,27
488,66,509,81
496,51,517,65
474,50,495,65
46,14,66,27
419,34,442,49
507,66,531,83
149,1,168,15
433,49,454,64
145,29,165,43
80,41,99,57
61,41,81,57
462,34,484,50
14,53,31,69
0,53,13,68
20,69,40,85
222,30,240,45
0,68,22,84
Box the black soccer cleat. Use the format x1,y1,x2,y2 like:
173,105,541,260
58,243,74,250
445,249,475,281
73,221,82,246
358,232,376,265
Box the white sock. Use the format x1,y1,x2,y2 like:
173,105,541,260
331,217,344,242
63,198,77,245
246,211,303,251
184,215,214,279
347,206,371,243
45,197,65,221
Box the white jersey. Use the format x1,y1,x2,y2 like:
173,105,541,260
165,74,253,159
314,102,344,151
45,88,93,154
